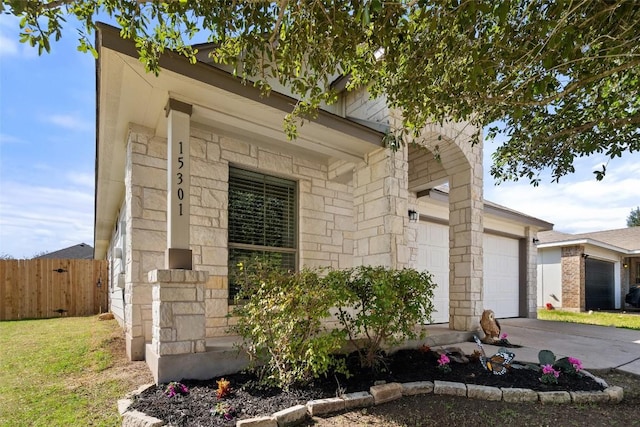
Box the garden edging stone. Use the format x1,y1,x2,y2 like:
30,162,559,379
120,372,621,427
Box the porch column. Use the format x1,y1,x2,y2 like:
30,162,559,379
353,146,410,268
448,167,484,331
524,227,539,318
165,98,193,269
148,268,208,384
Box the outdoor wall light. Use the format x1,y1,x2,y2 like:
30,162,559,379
532,238,540,244
408,209,418,222
624,263,629,268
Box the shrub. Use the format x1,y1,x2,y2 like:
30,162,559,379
325,266,436,369
229,263,346,389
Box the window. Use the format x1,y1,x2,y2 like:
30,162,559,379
228,167,297,299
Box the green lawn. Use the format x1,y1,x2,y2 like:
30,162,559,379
538,309,640,330
0,316,138,427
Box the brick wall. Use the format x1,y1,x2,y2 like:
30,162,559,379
561,245,584,311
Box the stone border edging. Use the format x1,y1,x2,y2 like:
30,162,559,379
119,372,624,427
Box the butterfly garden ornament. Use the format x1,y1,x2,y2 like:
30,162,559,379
473,335,515,375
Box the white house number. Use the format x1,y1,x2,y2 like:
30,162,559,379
177,141,184,216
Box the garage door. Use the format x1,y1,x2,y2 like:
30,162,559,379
416,222,449,323
417,224,521,322
483,234,520,318
585,258,614,310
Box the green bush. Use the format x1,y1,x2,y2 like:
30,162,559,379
326,266,436,369
229,263,346,389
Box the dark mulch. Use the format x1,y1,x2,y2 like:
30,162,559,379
129,349,605,427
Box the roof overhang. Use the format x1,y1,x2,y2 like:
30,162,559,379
94,23,384,259
422,188,555,232
537,238,639,255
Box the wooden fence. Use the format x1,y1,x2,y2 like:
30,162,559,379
0,259,109,321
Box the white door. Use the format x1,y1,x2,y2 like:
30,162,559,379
483,234,520,318
417,222,449,323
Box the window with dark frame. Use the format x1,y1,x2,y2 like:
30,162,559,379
227,167,297,299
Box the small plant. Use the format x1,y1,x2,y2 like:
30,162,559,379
327,266,436,369
568,357,583,373
211,402,236,421
437,353,451,373
555,356,584,376
164,381,189,398
540,364,560,384
216,378,232,399
230,263,347,389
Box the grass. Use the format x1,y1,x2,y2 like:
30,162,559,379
0,316,140,427
538,308,640,330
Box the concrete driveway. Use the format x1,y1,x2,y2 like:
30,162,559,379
476,318,640,376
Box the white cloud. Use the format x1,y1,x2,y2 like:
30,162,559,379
0,181,94,258
66,172,95,188
0,33,18,57
0,133,23,145
44,113,93,132
484,154,640,234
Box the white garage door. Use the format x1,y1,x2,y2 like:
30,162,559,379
483,234,520,318
417,223,521,322
416,222,449,323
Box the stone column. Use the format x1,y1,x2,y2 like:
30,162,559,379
448,167,484,331
524,228,539,318
149,269,208,357
561,245,585,311
353,146,409,268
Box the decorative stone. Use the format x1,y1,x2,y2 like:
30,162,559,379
236,416,277,427
342,391,374,409
501,388,538,403
538,391,571,404
370,382,403,404
402,381,434,396
121,410,165,427
272,404,307,426
433,380,466,397
570,391,610,404
605,386,624,403
117,398,132,415
306,397,345,416
467,384,502,401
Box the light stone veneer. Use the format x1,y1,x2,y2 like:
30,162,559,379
112,85,536,364
149,269,208,357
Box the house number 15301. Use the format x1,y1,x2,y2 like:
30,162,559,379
177,141,184,216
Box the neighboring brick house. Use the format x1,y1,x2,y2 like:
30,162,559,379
94,23,552,382
537,227,640,311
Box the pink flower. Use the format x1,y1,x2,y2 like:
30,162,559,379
438,354,450,366
542,364,560,378
568,357,583,372
500,333,508,340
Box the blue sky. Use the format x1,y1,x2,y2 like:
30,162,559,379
0,14,638,258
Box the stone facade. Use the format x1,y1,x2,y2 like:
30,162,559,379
105,83,546,363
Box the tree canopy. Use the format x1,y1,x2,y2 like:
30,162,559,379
628,207,640,227
3,0,639,184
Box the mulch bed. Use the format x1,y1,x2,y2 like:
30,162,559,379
129,348,605,427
